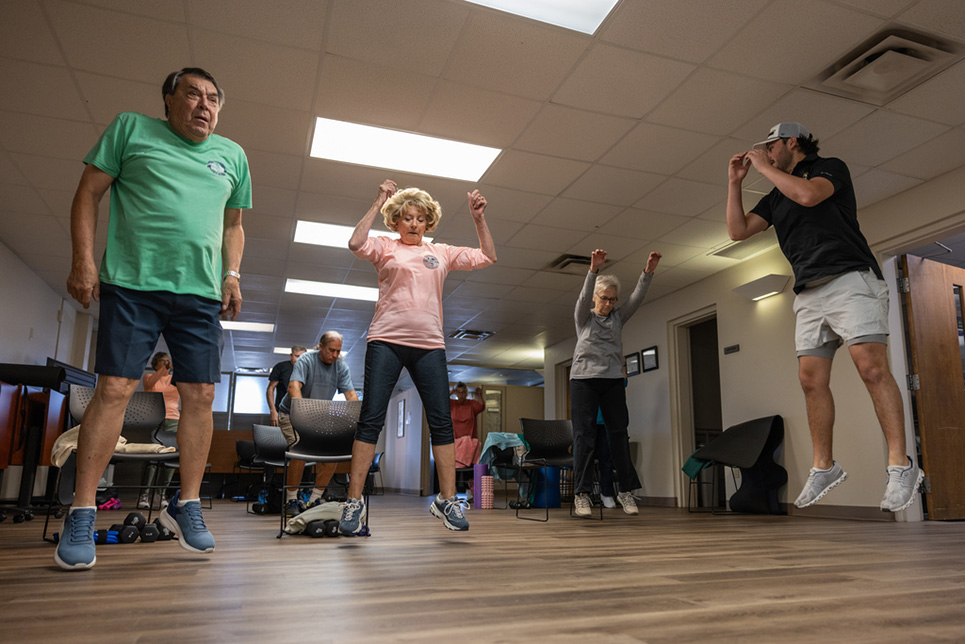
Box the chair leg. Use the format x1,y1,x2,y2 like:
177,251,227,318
278,459,289,539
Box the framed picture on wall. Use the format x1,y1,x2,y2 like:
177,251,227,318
397,399,405,438
641,345,659,372
625,351,641,377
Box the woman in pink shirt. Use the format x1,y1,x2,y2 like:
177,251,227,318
339,180,496,534
138,351,180,509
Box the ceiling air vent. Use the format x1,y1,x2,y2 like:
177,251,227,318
449,329,494,340
807,30,962,106
709,227,779,261
543,253,596,275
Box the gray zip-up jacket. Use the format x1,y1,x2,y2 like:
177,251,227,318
570,269,653,380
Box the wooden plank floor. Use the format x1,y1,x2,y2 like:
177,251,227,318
2,494,965,643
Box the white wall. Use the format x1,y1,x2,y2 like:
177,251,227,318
544,164,965,518
382,387,425,495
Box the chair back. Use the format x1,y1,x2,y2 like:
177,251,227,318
518,418,573,461
288,399,361,457
235,439,257,467
152,426,178,449
68,385,165,432
251,423,287,467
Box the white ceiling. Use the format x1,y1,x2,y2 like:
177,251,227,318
2,0,965,390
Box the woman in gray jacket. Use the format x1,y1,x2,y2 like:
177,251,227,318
570,248,661,517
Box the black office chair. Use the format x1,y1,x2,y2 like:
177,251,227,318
151,425,212,509
43,385,176,540
224,439,258,501
249,424,287,515
281,399,363,538
368,451,384,496
516,418,601,522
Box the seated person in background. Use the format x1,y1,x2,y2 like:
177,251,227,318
276,331,358,516
266,345,307,427
450,382,484,468
138,351,180,509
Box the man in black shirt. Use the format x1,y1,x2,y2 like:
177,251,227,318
726,122,921,514
266,345,307,427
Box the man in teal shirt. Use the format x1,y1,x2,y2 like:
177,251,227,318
57,68,252,571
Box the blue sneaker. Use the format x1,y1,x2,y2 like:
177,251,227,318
430,495,469,531
339,497,367,535
54,507,97,570
159,491,215,553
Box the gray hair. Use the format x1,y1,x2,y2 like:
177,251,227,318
291,345,307,354
319,331,343,347
594,274,620,297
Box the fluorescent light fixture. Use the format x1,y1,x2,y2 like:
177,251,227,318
273,347,291,354
732,274,791,302
464,0,619,34
220,321,275,332
294,221,432,248
285,278,379,302
310,118,500,182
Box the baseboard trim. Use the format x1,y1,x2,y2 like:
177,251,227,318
787,503,896,522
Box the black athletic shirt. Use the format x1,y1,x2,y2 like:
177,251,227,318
268,359,294,409
751,154,882,293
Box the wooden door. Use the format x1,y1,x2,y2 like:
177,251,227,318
901,254,965,519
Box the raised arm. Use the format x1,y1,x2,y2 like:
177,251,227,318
468,190,496,263
745,148,834,207
620,252,662,322
67,164,114,308
575,249,606,328
726,152,769,241
349,180,396,251
221,207,245,320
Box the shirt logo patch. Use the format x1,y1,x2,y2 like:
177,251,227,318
423,256,439,269
206,161,227,176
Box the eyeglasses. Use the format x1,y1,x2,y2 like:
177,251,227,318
597,296,618,304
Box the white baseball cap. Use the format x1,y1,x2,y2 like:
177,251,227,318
754,122,811,149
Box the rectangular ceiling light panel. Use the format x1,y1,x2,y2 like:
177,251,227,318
464,0,619,34
294,221,432,248
311,118,500,182
285,278,379,302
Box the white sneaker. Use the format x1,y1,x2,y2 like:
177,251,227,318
601,495,616,509
617,491,639,515
137,494,150,510
160,496,169,509
573,493,592,517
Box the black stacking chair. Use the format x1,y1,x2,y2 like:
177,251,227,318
515,418,601,522
151,426,212,509
368,451,384,496
43,385,175,540
249,424,287,515
224,439,258,501
281,399,363,538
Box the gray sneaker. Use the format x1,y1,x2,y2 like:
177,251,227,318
430,495,469,531
573,493,592,517
339,497,367,535
617,491,639,515
794,462,847,508
880,457,923,512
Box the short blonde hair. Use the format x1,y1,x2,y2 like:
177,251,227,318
594,274,620,297
381,187,442,232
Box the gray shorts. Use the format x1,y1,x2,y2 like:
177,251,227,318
793,269,889,359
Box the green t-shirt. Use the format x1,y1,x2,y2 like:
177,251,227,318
85,112,252,301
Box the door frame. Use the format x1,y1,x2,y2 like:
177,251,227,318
668,304,717,508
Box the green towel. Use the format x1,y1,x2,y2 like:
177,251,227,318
682,454,713,479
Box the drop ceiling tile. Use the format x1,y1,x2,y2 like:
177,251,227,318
190,0,327,50
600,0,769,63
823,110,949,166
192,30,319,111
74,72,162,125
658,218,730,249
853,168,923,207
506,224,587,252
887,60,965,127
329,0,468,77
530,197,622,232
552,45,695,118
47,0,190,81
677,138,759,187
672,252,742,275
634,178,722,217
0,62,90,121
624,241,704,267
0,184,51,216
520,270,586,292
709,0,884,84
314,55,435,131
489,245,561,271
246,150,303,191
444,11,589,100
880,128,965,180
0,1,66,65
421,81,543,149
563,165,666,206
464,264,537,286
600,123,719,175
0,112,98,160
473,186,553,225
502,286,564,304
286,243,355,268
648,69,790,135
595,208,687,241
568,232,648,261
242,211,296,242
515,105,635,162
837,0,917,17
449,281,514,300
10,153,83,190
483,150,590,195
897,0,965,41
214,99,311,156
38,188,76,220
77,0,186,21
732,88,875,144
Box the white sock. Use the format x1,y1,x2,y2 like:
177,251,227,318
309,489,324,503
177,498,200,506
71,506,96,513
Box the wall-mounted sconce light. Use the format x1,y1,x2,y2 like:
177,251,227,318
732,274,791,301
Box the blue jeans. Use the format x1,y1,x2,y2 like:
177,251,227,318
355,341,454,446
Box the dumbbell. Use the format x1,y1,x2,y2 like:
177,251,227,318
139,524,160,543
305,519,340,538
109,523,139,544
151,518,174,541
124,512,147,531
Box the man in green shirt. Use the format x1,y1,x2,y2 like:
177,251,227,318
57,68,252,571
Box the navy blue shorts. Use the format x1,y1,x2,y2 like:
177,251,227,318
95,283,224,383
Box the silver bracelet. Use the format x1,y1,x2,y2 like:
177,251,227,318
223,270,241,281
